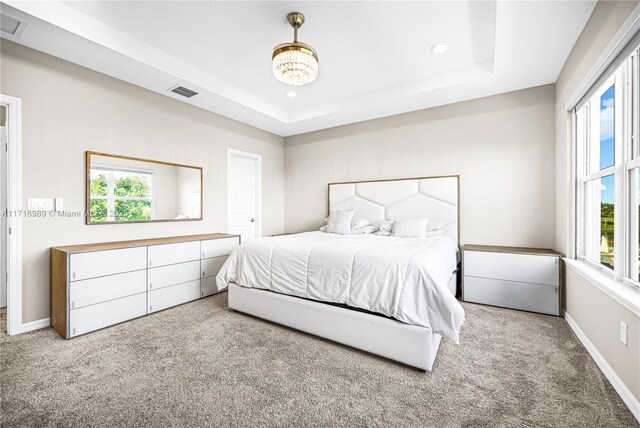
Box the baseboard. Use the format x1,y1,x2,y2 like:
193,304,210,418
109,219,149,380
19,317,50,334
564,312,640,423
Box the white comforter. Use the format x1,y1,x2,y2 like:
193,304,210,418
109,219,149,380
216,232,465,343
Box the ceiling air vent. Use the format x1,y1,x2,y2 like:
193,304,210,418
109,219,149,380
1,12,28,38
169,85,198,98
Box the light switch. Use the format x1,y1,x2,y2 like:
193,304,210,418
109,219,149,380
27,198,54,211
620,321,628,346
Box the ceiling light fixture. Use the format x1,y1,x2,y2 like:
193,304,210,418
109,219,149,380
272,12,318,86
430,41,450,55
286,90,297,98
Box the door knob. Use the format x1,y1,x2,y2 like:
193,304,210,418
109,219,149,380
250,218,255,223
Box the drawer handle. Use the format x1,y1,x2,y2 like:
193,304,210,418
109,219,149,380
149,305,153,312
202,271,205,277
202,252,205,258
149,260,153,267
71,301,75,309
72,272,76,280
149,283,153,289
201,291,204,297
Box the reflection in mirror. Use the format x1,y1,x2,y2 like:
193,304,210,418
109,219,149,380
86,152,202,224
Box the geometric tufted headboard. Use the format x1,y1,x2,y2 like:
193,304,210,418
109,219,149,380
328,175,460,245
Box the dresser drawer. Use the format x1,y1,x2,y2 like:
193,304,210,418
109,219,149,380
70,247,147,281
148,260,200,291
464,276,559,315
201,276,224,297
69,292,147,337
148,280,200,313
464,251,559,286
201,256,228,279
147,241,200,268
70,270,146,309
201,237,239,259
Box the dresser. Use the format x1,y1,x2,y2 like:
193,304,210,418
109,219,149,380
462,245,562,316
50,233,240,339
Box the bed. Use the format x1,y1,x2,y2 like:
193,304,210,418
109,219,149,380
217,175,464,371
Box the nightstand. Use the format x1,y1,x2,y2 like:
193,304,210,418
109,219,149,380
462,245,562,316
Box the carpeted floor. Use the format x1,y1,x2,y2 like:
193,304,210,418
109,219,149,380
0,294,637,427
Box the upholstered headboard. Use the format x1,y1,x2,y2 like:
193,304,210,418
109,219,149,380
328,176,460,244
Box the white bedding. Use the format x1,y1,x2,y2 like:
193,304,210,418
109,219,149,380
216,232,465,343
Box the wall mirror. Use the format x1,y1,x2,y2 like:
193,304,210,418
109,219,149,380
86,151,203,224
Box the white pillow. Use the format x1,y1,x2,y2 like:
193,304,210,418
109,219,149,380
351,225,378,235
326,209,355,235
351,218,370,230
391,219,429,238
376,229,391,236
375,220,394,232
426,221,446,232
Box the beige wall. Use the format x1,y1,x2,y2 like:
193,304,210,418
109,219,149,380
555,1,640,402
284,84,556,248
566,268,640,399
0,41,284,323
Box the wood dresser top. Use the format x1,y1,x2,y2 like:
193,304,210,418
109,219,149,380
51,233,239,254
462,244,561,257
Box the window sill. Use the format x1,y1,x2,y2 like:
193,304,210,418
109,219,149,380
564,258,640,317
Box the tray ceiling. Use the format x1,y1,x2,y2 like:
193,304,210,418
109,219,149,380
1,1,596,136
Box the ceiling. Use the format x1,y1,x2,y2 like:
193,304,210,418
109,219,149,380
1,1,596,137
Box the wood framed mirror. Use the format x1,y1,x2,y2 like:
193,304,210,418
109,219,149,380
85,151,203,225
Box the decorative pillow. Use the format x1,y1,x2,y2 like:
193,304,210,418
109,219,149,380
391,218,429,238
326,209,355,235
426,221,446,232
376,229,391,236
351,218,371,230
375,220,394,232
351,225,379,235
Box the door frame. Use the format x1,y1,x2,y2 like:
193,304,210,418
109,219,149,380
1,94,23,336
227,148,262,239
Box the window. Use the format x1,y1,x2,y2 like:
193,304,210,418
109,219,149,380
89,167,154,222
576,48,640,287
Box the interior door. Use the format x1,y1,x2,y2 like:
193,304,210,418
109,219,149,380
0,125,7,309
228,150,260,242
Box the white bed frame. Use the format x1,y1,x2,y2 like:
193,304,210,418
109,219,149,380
228,175,460,371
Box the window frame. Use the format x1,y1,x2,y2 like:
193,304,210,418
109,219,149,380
89,165,155,222
576,48,640,288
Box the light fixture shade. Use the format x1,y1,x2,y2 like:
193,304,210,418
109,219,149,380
272,42,318,86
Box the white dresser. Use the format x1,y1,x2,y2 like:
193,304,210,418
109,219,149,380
462,245,562,316
51,233,240,339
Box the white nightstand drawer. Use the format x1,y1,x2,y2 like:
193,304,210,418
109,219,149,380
464,251,559,286
464,276,559,315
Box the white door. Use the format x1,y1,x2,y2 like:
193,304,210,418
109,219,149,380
0,125,7,309
227,149,261,242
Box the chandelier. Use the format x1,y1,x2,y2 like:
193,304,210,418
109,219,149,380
272,12,318,86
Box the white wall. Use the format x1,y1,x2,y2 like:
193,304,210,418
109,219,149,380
284,84,556,248
0,41,285,323
554,0,640,403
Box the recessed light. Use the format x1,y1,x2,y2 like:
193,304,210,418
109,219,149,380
286,90,297,98
430,41,450,55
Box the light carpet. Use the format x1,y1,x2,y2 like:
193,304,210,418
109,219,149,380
1,293,637,427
